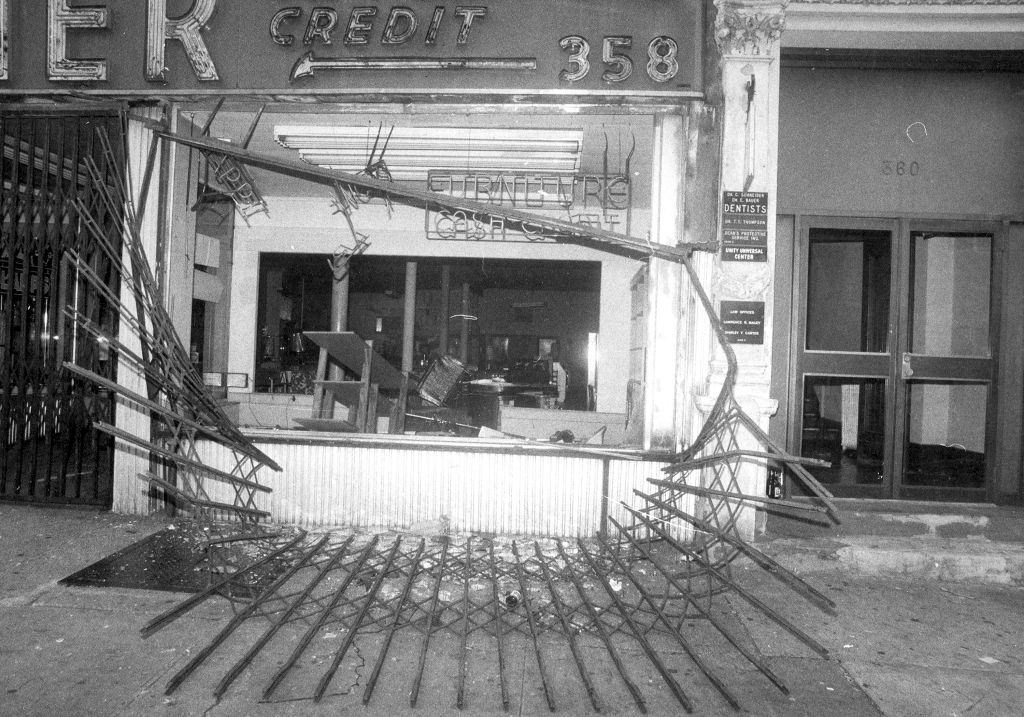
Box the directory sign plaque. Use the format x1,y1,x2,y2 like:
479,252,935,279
721,191,768,262
720,300,765,345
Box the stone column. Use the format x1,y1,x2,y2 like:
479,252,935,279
112,111,164,515
698,0,787,537
643,113,689,452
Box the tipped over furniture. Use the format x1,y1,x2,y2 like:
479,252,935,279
294,331,409,434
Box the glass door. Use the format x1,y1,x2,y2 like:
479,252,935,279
894,226,994,501
793,218,997,500
794,219,896,498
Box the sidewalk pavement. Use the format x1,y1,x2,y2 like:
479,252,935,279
1,503,1022,716
762,534,1024,585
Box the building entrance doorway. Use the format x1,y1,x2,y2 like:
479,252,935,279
791,217,998,501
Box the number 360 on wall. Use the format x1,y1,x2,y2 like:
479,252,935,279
559,35,680,84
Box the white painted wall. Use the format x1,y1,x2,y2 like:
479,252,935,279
112,113,164,515
162,114,201,346
225,196,648,414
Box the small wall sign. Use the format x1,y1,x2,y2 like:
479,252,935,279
720,300,764,345
721,191,768,262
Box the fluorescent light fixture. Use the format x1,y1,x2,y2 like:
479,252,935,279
275,125,583,182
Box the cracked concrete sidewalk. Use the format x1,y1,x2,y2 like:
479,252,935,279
2,503,1022,716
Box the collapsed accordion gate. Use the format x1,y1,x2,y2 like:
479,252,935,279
65,119,839,712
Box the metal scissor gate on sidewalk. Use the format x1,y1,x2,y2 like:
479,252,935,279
58,118,841,711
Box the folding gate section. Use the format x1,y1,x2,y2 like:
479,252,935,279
0,112,124,506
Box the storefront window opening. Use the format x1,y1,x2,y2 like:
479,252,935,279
182,104,656,443
254,253,602,436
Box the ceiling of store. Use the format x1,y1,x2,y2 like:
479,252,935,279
179,103,655,208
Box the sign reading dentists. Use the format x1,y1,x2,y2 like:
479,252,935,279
0,1,701,97
721,191,768,262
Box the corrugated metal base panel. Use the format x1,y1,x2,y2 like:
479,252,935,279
194,439,688,539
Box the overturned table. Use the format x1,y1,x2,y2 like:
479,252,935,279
294,331,408,434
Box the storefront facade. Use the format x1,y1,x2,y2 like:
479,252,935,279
2,1,1021,529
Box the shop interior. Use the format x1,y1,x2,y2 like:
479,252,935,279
182,105,652,442
253,253,600,414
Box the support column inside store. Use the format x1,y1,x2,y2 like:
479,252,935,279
402,261,417,373
328,269,349,381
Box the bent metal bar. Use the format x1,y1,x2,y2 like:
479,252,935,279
0,0,702,98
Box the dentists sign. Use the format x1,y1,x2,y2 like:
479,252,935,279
0,1,701,97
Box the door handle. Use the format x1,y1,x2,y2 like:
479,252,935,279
901,352,913,379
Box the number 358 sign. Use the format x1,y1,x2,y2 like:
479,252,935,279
547,0,702,94
559,35,681,84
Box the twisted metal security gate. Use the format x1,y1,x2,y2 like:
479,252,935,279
62,127,281,523
142,528,836,712
59,120,841,711
0,112,123,507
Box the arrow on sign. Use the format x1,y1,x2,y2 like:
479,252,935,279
291,52,537,81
